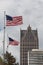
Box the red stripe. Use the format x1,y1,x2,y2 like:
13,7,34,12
6,16,23,26
9,41,19,45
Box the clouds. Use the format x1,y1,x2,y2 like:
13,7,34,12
22,0,43,28
0,0,43,48
0,0,11,10
0,0,43,64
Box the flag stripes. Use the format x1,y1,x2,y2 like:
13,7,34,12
6,15,23,26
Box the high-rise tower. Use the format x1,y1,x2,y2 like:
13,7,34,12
20,25,39,65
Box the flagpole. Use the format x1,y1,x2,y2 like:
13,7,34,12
3,11,6,61
6,34,9,51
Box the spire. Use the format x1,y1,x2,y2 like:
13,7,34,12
27,25,31,32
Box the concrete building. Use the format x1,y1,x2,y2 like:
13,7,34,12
28,49,43,65
20,25,39,65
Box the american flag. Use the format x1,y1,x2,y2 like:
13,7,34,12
9,37,19,45
6,15,23,26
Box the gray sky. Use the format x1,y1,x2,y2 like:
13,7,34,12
0,0,43,64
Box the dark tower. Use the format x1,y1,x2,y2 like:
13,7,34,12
20,25,39,65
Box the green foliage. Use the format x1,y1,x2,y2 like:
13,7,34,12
4,51,19,65
0,51,19,65
0,57,3,62
0,57,4,65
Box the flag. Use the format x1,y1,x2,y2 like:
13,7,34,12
9,37,19,45
6,15,23,26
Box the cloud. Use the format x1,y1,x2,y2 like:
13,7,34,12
0,0,43,64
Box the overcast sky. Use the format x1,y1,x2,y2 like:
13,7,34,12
0,0,43,64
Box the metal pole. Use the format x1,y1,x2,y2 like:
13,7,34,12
6,34,9,51
3,11,6,61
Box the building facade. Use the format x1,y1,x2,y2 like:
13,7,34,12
28,49,43,65
20,25,39,65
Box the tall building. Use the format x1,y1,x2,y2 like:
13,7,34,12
28,49,43,65
20,25,39,65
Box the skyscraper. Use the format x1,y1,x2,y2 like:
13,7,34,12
20,25,39,65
